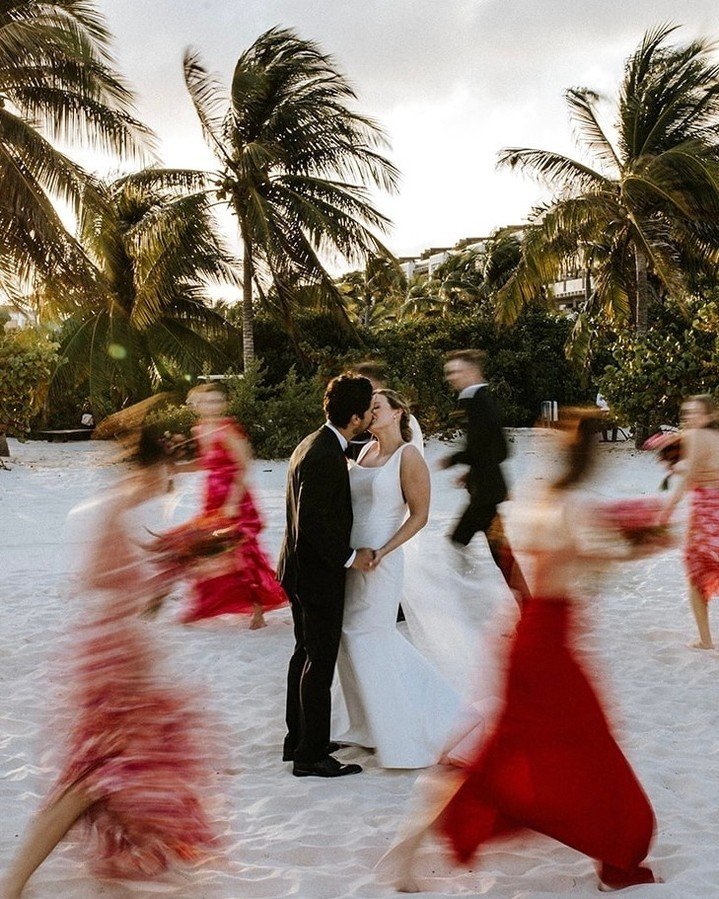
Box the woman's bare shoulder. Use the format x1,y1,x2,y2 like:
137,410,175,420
399,443,428,473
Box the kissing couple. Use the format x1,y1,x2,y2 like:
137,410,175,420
278,374,461,778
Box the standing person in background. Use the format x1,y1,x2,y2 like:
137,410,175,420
441,349,529,609
347,362,424,460
662,394,719,649
180,383,287,629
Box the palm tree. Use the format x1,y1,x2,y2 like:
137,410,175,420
336,254,406,329
400,276,444,319
49,173,238,413
181,26,399,368
495,25,719,339
0,1,151,295
481,230,523,297
432,249,485,313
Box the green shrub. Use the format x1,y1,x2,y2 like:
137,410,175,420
600,295,719,432
226,362,324,458
0,327,58,441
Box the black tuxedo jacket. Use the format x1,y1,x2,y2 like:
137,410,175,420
277,426,353,600
447,387,508,506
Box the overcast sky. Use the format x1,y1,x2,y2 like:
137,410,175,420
96,1,719,260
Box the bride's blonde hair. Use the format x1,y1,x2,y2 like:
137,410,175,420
375,389,413,443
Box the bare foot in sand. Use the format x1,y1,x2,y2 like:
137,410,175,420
249,609,267,630
689,640,714,650
394,874,422,893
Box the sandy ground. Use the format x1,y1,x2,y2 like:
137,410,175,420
2,431,719,898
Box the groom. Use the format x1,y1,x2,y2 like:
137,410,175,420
278,374,376,778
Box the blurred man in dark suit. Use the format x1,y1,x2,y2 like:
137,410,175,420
441,349,528,609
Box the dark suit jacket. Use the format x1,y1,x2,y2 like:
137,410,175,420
276,426,353,601
447,387,508,506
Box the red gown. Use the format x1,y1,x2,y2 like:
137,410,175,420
181,420,287,623
441,598,655,889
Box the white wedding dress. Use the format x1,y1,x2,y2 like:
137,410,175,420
332,443,462,768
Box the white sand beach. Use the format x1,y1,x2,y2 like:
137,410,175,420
2,431,718,898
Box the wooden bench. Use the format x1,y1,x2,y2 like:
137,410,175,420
31,428,93,442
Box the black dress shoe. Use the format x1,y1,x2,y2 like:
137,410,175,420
283,741,343,762
292,756,362,778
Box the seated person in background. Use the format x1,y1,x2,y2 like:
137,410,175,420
80,401,95,430
596,391,618,442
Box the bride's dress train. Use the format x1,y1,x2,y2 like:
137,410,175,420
332,444,462,768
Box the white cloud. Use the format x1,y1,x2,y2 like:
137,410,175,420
96,0,719,259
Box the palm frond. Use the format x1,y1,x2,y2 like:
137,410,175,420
498,147,612,193
182,48,233,166
565,88,621,173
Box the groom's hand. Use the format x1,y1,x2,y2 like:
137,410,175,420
352,548,375,572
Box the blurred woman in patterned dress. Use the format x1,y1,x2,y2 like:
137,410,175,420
662,394,719,649
1,421,221,898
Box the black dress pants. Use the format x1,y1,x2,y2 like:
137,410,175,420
284,580,344,764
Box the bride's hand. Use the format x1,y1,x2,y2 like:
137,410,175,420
372,548,388,567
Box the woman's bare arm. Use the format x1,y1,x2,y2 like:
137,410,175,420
373,447,430,563
218,427,252,516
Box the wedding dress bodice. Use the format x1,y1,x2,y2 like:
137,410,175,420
349,444,409,549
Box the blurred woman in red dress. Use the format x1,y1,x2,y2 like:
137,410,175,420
1,420,221,898
382,410,664,893
180,383,287,629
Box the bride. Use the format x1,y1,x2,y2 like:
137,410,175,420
332,389,462,768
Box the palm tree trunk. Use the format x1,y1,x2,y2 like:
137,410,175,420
241,236,255,370
633,248,650,447
634,249,649,334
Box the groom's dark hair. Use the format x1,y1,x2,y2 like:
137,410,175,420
324,374,373,428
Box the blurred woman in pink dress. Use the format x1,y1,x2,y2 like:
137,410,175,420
1,422,221,899
179,383,287,628
662,394,719,649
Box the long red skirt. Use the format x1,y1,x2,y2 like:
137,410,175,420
441,598,655,885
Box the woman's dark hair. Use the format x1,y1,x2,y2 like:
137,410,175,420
324,374,373,428
551,408,604,491
135,425,168,467
375,388,412,443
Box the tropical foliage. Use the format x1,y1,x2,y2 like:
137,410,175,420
336,255,407,329
0,326,58,451
495,25,719,350
0,0,150,296
600,293,719,432
49,173,238,416
181,26,399,366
